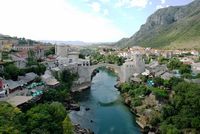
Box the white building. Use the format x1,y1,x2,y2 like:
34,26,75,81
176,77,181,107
192,62,200,74
55,45,90,68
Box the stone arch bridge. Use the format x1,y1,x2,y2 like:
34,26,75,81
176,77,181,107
89,63,122,80
77,61,143,84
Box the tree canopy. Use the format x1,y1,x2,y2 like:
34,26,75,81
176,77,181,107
160,82,200,133
0,102,73,134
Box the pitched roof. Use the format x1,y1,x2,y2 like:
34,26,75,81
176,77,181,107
7,96,32,106
5,80,20,90
18,72,38,83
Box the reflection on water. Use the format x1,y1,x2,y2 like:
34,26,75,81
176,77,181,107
69,69,141,134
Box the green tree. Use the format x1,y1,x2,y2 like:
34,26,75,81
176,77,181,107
63,116,74,134
168,77,183,89
160,124,180,134
4,64,20,80
0,102,24,134
26,102,67,134
149,87,168,100
158,56,169,65
179,64,191,74
160,82,200,131
27,50,37,66
43,86,70,102
45,47,55,56
153,77,164,87
167,58,182,70
131,97,142,107
60,70,78,88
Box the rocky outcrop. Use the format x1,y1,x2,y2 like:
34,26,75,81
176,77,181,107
71,82,91,93
74,124,94,134
69,103,80,111
63,97,80,111
114,0,200,49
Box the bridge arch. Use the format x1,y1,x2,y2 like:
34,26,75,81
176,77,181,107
89,63,122,82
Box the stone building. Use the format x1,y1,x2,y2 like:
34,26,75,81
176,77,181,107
55,45,90,68
121,53,145,82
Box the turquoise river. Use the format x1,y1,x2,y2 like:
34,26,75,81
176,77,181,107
69,69,141,134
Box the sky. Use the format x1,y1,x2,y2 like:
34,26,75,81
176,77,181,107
0,0,194,42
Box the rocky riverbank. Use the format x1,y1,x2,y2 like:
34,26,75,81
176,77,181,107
63,97,80,111
115,83,148,132
116,82,163,133
68,87,96,134
74,124,94,134
71,82,91,93
121,93,147,129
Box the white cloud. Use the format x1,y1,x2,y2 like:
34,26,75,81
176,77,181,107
99,0,110,3
156,5,164,9
90,2,101,13
103,9,109,16
115,0,149,8
161,0,166,4
149,1,152,5
156,4,169,10
156,5,163,9
0,0,126,42
83,0,90,2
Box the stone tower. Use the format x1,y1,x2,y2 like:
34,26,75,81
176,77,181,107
121,52,145,82
55,45,69,57
121,60,136,82
132,52,145,74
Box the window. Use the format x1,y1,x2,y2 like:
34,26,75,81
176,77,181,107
69,59,72,63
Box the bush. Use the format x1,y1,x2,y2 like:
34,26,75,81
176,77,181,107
149,87,168,100
131,97,142,107
63,116,74,134
160,124,180,134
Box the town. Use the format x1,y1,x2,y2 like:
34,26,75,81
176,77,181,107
0,36,200,133
1,0,200,133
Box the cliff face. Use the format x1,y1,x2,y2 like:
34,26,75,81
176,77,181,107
115,0,200,49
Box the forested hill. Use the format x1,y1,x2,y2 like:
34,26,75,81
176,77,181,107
114,0,200,49
0,34,39,45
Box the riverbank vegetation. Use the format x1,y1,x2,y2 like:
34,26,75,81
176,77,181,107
160,82,200,134
119,76,200,133
43,70,78,103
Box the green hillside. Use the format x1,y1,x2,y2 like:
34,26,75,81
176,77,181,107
114,0,200,49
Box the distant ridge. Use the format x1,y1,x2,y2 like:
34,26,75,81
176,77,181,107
114,0,200,49
40,40,90,46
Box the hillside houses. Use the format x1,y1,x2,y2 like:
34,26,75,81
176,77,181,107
192,62,200,74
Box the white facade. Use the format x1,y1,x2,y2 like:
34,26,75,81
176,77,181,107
192,62,200,74
56,45,90,68
55,45,69,57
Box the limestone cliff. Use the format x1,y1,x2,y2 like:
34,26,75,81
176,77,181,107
114,0,200,49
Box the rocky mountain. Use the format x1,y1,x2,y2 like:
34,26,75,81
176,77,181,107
114,0,200,49
40,40,91,46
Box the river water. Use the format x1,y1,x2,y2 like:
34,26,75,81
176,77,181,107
69,69,141,134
